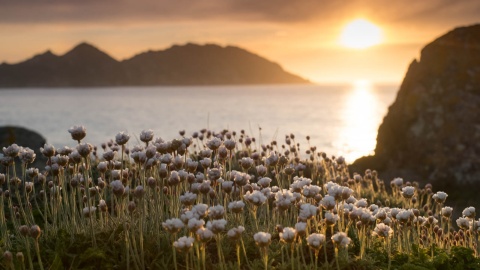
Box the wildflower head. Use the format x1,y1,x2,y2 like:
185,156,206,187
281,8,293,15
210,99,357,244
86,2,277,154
115,131,130,145
462,207,476,219
206,219,227,234
196,227,214,243
140,129,154,144
432,191,448,204
68,125,87,142
254,232,272,247
456,217,470,230
372,223,393,239
19,147,36,164
331,232,351,248
110,180,125,197
162,218,184,234
441,206,453,218
228,200,245,214
244,190,267,206
29,225,41,239
173,236,195,253
227,226,245,241
2,144,20,157
307,233,326,250
40,144,55,158
208,205,225,220
401,186,415,199
280,227,296,244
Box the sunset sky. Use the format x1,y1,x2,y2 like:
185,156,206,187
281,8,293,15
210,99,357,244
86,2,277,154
1,0,479,84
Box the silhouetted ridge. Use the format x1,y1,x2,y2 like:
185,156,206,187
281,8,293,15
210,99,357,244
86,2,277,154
0,42,309,87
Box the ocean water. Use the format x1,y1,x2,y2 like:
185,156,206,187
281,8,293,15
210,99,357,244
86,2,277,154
0,84,398,162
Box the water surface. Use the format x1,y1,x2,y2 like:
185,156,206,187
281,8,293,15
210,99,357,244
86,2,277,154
0,84,397,161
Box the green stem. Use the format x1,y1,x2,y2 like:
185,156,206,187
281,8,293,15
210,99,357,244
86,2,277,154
34,240,44,270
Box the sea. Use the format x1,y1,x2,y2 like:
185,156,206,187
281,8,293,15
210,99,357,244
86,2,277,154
0,83,398,162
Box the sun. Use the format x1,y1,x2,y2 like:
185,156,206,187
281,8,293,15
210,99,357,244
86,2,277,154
340,19,382,49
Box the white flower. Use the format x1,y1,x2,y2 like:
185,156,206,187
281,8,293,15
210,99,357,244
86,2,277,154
257,177,272,188
228,200,245,214
290,176,312,192
307,233,326,250
295,222,307,236
244,190,267,206
280,227,296,244
222,181,234,193
432,191,448,204
302,185,321,198
331,232,351,248
19,147,36,164
173,236,195,253
391,178,403,188
401,186,415,199
372,223,393,239
256,165,267,176
462,207,476,218
299,203,317,221
196,228,214,243
396,209,414,224
180,192,197,206
115,131,130,145
110,180,125,196
206,219,227,234
325,212,339,227
456,217,470,230
253,232,271,247
68,125,87,142
187,218,205,232
355,198,368,208
162,218,184,234
140,129,154,143
3,144,21,157
192,204,209,219
98,200,108,212
208,205,225,220
227,226,245,241
40,144,55,157
441,206,453,218
320,195,336,210
206,137,222,150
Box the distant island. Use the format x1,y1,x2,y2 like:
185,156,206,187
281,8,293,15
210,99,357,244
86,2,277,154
0,42,309,87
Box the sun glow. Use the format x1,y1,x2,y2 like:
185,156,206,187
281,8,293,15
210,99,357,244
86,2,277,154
340,19,382,49
334,80,380,161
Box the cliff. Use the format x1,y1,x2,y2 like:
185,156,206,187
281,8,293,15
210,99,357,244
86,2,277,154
351,24,480,207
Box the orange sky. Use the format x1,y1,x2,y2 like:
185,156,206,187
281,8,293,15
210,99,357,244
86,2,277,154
1,0,479,84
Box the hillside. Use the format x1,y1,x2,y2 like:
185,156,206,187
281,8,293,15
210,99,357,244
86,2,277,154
0,43,309,87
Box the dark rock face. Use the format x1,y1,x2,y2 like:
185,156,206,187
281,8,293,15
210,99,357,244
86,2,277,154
352,24,480,187
0,43,308,87
0,126,47,173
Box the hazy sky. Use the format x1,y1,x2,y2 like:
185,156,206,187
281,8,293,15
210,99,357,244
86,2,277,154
1,0,479,83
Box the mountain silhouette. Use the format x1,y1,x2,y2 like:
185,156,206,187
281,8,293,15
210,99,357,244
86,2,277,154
0,42,309,87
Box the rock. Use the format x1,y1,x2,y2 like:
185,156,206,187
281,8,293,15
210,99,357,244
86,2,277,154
0,126,47,173
351,24,480,210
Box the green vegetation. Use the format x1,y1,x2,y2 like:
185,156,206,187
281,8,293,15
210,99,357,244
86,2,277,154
1,126,479,269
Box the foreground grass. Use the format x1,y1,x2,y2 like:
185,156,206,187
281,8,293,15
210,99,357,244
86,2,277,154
0,126,479,269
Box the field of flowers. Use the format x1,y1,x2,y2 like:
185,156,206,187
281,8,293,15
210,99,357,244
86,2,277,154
1,126,479,269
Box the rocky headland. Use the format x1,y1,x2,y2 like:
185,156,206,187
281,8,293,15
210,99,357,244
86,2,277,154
351,24,480,210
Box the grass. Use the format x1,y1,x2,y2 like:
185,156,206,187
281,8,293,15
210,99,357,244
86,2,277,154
0,127,480,269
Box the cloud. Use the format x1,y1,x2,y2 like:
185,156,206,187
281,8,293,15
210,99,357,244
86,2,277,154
0,0,478,27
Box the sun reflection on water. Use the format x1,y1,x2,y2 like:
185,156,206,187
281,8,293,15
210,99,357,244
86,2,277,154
333,80,381,161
